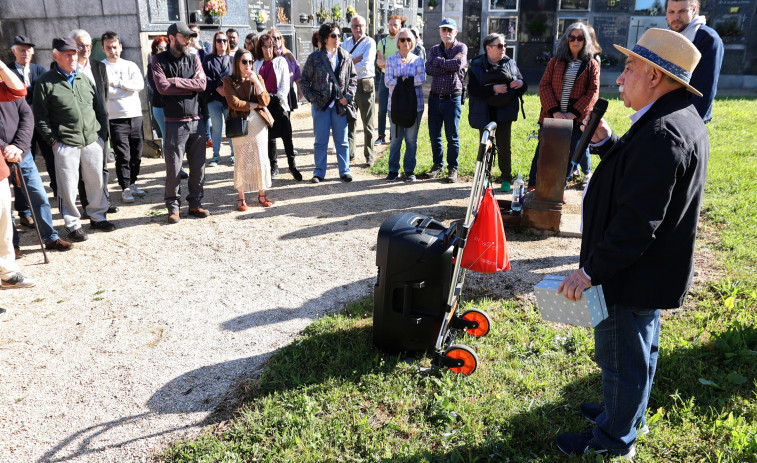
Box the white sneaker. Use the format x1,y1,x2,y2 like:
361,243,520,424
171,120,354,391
292,149,299,155
328,147,336,154
129,184,146,197
122,187,135,203
1,272,37,289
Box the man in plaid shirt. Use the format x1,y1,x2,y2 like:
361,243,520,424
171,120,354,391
424,18,467,183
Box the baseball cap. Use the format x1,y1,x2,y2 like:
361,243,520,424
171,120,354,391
167,21,198,38
52,37,78,52
13,35,35,47
439,18,458,30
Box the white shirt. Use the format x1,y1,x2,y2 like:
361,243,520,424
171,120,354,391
77,59,96,86
102,58,144,119
14,62,30,86
341,35,376,80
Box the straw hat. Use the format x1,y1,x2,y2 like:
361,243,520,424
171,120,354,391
614,28,702,97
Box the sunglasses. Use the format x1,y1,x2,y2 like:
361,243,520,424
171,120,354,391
241,59,253,65
398,37,412,43
568,35,585,42
273,36,282,41
157,46,167,51
488,43,505,49
216,38,228,43
329,33,339,39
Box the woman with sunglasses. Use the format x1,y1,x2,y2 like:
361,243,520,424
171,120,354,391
300,23,357,183
384,28,426,182
467,33,527,192
254,33,301,181
527,22,599,195
202,31,235,167
222,49,273,210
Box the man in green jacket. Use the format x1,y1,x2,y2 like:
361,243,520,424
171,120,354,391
33,37,114,242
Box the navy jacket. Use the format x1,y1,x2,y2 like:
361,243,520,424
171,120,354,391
6,60,46,104
0,98,34,156
202,54,232,106
581,89,709,310
689,25,723,123
467,54,526,129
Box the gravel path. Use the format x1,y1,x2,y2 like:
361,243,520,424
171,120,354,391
1,108,604,462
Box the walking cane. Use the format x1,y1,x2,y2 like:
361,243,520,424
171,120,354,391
11,162,49,264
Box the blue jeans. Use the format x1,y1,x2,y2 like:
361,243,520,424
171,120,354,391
427,94,462,171
207,100,234,159
10,154,60,244
312,105,350,178
376,74,389,139
152,106,165,139
388,111,423,175
593,305,661,450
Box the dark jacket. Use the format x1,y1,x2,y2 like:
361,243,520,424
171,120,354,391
202,53,232,106
300,48,357,111
690,25,724,123
151,50,207,120
146,66,162,108
6,60,46,104
33,67,109,147
581,89,709,310
90,59,109,109
0,98,34,156
467,54,527,129
538,57,599,124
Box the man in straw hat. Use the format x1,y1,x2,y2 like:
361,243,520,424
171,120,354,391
555,28,709,459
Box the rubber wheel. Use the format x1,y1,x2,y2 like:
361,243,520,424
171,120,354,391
444,344,479,375
462,309,491,338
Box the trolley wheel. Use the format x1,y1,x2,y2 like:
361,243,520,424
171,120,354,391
443,344,479,375
461,309,491,338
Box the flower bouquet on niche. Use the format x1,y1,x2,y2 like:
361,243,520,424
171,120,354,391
205,0,227,17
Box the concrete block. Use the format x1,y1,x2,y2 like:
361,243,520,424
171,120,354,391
43,0,103,18
78,15,140,50
24,17,81,52
102,0,138,15
0,0,46,19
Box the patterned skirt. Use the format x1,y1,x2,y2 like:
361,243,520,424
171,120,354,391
233,112,271,192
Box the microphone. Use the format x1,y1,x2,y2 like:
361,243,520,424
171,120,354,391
571,98,608,168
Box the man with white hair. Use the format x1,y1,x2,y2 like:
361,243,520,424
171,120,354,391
665,0,723,123
33,37,115,241
342,14,376,166
555,28,709,458
69,29,117,215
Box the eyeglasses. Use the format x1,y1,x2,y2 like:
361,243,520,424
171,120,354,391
397,37,412,43
77,43,92,49
216,38,228,43
241,59,254,65
488,43,505,49
568,35,585,42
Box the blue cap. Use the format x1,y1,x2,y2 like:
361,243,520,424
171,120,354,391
439,18,458,30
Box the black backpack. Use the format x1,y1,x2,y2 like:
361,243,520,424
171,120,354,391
390,77,417,130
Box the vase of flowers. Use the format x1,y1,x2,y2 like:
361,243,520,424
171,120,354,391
346,5,356,22
256,9,269,31
204,0,227,24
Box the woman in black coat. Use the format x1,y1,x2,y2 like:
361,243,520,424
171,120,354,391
467,33,526,192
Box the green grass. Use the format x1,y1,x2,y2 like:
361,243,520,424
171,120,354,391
163,96,757,462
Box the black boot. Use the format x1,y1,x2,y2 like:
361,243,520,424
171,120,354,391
287,153,302,181
269,139,279,178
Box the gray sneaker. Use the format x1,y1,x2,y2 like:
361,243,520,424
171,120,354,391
129,183,147,197
1,272,37,289
121,187,135,204
447,168,458,183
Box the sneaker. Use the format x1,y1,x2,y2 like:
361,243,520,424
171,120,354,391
18,216,34,228
1,272,36,289
340,174,353,182
122,187,135,204
207,157,220,167
293,150,298,155
46,239,73,252
90,220,116,232
556,431,636,459
167,211,180,224
385,172,399,182
366,157,375,167
66,227,88,242
328,147,336,155
180,169,189,179
425,164,443,179
230,156,235,165
447,168,458,183
580,403,649,436
582,172,592,187
572,168,581,180
374,136,386,146
188,207,210,218
129,184,146,197
107,205,120,214
500,181,511,193
271,166,280,179
404,173,416,182
311,176,322,184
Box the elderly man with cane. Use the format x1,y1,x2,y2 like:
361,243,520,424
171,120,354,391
555,28,709,459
